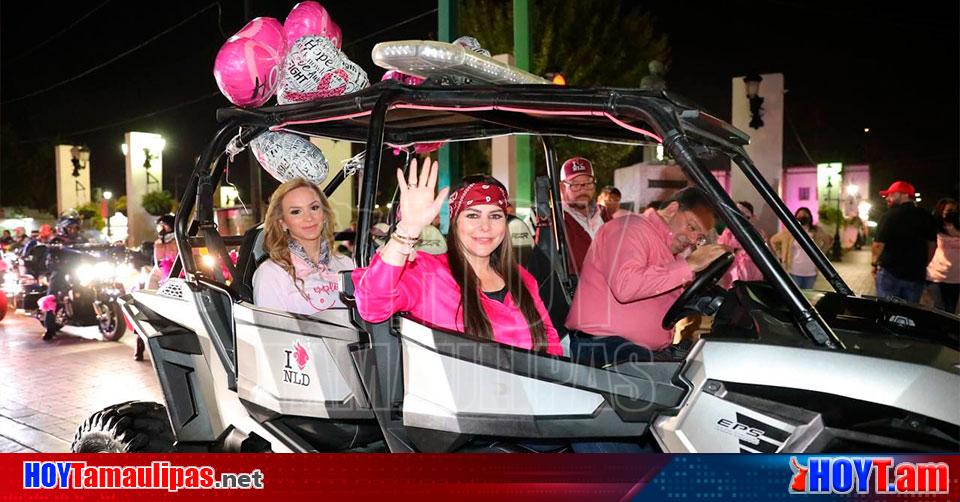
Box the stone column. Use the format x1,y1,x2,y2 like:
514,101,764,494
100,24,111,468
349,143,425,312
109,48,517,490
310,138,354,232
123,132,165,246
54,145,92,216
731,73,784,236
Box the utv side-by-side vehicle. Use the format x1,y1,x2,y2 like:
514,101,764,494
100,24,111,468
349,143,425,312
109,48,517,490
72,48,959,454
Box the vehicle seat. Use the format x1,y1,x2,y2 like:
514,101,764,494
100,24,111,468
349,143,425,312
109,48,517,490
236,224,267,303
522,245,572,341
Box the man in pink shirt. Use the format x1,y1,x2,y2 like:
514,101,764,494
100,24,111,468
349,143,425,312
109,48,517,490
566,187,728,365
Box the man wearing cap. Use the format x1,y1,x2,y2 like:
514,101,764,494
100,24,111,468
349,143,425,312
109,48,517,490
872,180,937,303
566,187,729,363
555,157,606,274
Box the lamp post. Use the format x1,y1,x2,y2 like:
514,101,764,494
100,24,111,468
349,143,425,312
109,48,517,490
744,73,764,129
826,170,844,261
103,191,113,240
70,146,91,201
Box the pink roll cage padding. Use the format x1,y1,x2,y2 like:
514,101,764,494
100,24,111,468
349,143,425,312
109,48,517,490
269,103,664,143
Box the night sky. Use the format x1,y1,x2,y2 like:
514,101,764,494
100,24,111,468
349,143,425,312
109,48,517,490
1,0,957,213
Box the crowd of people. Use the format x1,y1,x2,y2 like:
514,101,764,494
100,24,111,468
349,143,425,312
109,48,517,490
247,159,959,366
4,156,955,367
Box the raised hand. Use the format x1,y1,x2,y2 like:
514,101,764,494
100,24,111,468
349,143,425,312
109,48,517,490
395,157,449,237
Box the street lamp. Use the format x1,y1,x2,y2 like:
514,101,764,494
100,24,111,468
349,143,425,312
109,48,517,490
825,170,844,261
103,191,113,239
744,73,764,129
70,146,90,201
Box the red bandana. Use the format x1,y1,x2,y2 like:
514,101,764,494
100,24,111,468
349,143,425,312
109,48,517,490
448,182,508,221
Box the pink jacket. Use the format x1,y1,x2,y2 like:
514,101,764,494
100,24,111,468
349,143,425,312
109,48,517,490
352,252,562,356
566,212,693,349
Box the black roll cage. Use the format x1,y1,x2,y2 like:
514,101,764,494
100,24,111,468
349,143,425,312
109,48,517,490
173,80,849,350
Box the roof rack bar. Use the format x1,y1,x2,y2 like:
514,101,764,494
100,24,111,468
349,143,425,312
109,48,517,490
176,121,241,278
356,93,396,267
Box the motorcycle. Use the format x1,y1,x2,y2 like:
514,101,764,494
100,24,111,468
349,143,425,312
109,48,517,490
39,245,149,341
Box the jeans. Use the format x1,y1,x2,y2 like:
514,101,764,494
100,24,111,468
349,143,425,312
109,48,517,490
936,282,959,314
790,274,817,289
876,268,925,304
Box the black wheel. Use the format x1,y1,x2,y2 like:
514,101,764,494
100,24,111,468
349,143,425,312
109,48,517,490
72,401,174,453
98,302,126,342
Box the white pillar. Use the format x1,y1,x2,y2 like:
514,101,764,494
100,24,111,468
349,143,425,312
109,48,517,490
310,138,354,232
54,145,92,216
491,54,518,199
731,73,784,236
124,132,165,246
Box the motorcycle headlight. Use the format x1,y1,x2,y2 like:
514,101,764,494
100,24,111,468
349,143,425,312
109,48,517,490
76,264,96,286
2,272,19,294
94,262,116,281
115,263,135,278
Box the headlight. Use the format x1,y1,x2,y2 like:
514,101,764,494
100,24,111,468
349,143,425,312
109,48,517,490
75,264,96,286
94,262,116,281
2,272,19,294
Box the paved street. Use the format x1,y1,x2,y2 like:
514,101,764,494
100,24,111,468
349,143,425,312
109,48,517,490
0,312,162,452
814,249,876,296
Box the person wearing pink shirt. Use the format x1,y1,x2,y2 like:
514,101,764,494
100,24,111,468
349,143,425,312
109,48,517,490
717,201,766,288
352,158,562,356
253,178,356,315
566,187,728,365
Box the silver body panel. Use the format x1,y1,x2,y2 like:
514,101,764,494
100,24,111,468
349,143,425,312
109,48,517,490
399,319,607,434
234,305,372,419
131,279,373,452
654,339,960,452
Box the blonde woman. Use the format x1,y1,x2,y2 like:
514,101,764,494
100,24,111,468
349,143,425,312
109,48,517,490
253,178,355,314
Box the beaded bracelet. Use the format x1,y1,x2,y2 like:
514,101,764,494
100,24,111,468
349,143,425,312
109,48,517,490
390,232,417,254
391,230,420,245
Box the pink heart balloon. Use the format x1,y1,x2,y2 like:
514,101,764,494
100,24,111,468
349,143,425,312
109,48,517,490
233,17,287,57
284,1,340,49
213,37,283,108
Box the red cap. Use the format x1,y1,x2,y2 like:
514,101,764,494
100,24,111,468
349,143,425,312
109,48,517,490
561,157,594,181
879,180,915,197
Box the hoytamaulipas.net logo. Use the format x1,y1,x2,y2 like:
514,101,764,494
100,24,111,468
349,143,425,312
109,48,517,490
24,461,264,492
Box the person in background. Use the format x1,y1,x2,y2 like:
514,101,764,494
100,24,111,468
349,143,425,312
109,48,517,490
871,181,936,303
717,201,766,288
597,186,631,220
554,157,604,274
137,214,179,360
147,214,178,290
0,230,12,250
253,178,355,315
12,227,28,250
927,198,959,313
353,159,562,356
769,207,832,289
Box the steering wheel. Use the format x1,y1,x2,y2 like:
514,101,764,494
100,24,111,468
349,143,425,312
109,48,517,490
661,251,735,330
